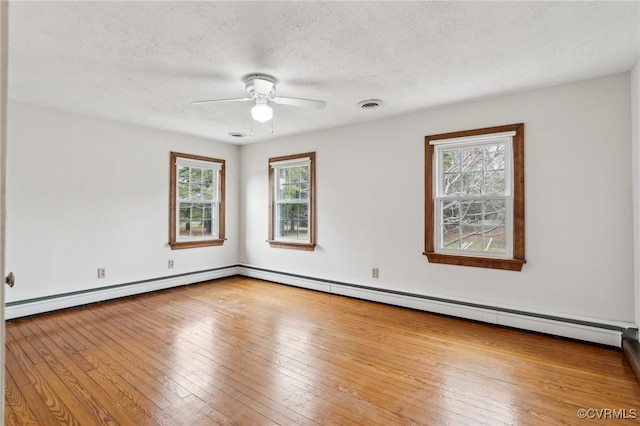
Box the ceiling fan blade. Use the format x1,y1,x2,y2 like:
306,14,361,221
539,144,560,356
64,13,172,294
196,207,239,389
271,96,326,109
191,97,252,105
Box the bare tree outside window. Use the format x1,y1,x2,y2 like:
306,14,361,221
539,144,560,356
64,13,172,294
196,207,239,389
424,124,525,271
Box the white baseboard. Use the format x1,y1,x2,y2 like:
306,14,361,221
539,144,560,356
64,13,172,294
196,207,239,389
6,264,633,347
238,266,632,347
496,312,622,347
241,267,332,293
5,266,239,320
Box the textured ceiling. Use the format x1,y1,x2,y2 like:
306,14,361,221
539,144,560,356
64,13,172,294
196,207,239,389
8,1,640,144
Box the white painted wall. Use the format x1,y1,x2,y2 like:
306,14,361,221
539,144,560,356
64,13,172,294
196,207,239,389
5,101,240,303
632,60,640,336
4,72,636,336
241,72,635,324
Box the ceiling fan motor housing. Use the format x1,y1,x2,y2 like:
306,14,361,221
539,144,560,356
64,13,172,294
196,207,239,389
245,74,276,97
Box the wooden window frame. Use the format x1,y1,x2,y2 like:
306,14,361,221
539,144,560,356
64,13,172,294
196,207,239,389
424,123,525,271
267,152,316,251
169,151,226,250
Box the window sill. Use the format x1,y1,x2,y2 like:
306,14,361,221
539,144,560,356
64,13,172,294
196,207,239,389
170,239,226,250
423,252,525,271
267,240,315,251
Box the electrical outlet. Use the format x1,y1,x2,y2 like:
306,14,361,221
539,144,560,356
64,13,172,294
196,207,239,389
372,268,379,279
168,259,174,269
97,268,106,279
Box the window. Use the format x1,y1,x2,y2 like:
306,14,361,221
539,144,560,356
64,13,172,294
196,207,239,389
424,123,525,271
169,152,225,250
268,152,316,251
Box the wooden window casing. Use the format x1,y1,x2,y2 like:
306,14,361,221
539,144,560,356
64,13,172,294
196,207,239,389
170,151,226,250
425,123,525,271
268,152,316,251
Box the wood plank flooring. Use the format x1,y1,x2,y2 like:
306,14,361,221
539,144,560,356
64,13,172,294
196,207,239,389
5,276,640,425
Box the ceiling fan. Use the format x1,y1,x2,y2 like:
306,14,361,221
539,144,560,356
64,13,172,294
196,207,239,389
191,74,327,123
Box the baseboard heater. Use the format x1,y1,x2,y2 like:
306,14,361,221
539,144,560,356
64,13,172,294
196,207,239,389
5,264,637,348
239,265,638,348
5,265,241,321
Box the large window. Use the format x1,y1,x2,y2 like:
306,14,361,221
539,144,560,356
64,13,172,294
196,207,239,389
169,152,225,250
425,124,525,271
268,152,316,251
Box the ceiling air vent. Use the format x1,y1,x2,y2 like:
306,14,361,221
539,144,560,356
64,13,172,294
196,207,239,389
357,99,384,110
228,132,247,138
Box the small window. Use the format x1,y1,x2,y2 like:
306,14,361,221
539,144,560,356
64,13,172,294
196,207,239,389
169,152,225,250
268,152,316,251
425,124,525,271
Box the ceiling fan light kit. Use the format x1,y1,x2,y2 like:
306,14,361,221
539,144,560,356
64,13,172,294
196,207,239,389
251,99,273,123
192,74,326,127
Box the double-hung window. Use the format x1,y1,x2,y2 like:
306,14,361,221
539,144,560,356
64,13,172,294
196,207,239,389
425,124,525,271
268,152,316,251
169,152,225,249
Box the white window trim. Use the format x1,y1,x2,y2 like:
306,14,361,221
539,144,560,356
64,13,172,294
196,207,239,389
433,135,514,259
270,157,312,168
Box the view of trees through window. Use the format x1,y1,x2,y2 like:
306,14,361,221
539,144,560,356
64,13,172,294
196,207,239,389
178,165,217,238
276,165,310,240
438,143,507,254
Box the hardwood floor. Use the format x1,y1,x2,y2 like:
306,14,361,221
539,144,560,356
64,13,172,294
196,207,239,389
4,276,640,425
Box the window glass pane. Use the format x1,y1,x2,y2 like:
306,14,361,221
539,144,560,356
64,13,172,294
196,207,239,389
277,165,311,201
484,225,506,253
484,199,505,225
461,147,483,172
190,184,202,200
298,203,309,222
441,201,459,225
203,183,214,200
483,171,505,195
484,144,505,170
442,224,460,249
203,168,214,184
287,167,299,183
178,166,190,183
279,183,297,200
277,204,293,237
460,200,483,224
179,203,191,220
277,203,309,239
300,166,309,183
442,173,460,196
178,183,189,200
192,205,204,220
203,220,213,236
461,172,483,195
179,220,190,237
441,150,460,174
191,220,203,235
300,182,310,199
190,167,203,183
296,223,308,239
460,225,483,251
203,205,212,220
